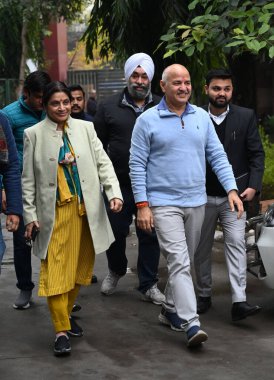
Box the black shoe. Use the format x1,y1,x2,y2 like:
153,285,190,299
231,301,262,322
68,317,83,337
71,303,82,313
91,274,98,284
54,335,71,356
197,296,212,314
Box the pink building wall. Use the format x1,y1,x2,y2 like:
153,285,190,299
44,21,68,82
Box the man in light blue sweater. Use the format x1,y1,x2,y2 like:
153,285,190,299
129,64,243,348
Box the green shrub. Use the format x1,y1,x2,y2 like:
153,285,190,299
260,127,274,200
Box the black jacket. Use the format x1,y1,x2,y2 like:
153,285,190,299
71,111,93,122
204,104,265,194
94,89,161,187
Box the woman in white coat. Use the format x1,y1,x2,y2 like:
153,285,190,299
22,81,123,356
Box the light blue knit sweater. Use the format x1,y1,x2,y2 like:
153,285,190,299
129,98,237,207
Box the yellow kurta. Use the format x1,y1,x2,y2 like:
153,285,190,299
39,197,95,297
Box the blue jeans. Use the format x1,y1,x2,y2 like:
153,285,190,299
0,219,6,274
105,186,160,293
13,215,34,291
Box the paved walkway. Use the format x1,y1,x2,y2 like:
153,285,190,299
0,219,274,380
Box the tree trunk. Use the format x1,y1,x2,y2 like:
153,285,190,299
17,21,27,97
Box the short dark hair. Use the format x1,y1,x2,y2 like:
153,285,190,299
42,81,72,106
23,71,51,93
205,68,233,86
68,84,85,98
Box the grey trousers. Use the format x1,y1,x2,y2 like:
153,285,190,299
194,196,247,303
152,205,205,331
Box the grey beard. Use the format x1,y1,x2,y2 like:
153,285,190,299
128,83,151,100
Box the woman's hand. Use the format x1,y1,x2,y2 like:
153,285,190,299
25,221,40,239
109,198,123,213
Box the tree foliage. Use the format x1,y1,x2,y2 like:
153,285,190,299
82,0,188,66
156,0,274,103
82,0,273,101
0,0,86,79
259,126,274,199
160,0,274,70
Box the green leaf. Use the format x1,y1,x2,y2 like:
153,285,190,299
197,41,204,52
181,29,191,39
192,30,201,42
247,39,261,52
229,11,247,18
166,42,180,50
269,35,274,41
242,1,252,6
185,46,195,56
188,0,199,11
230,0,241,7
258,13,271,23
225,40,245,47
263,3,274,10
230,35,244,40
269,46,274,59
245,9,257,17
246,18,254,33
259,41,267,49
160,33,175,42
163,50,175,59
233,28,244,35
44,30,52,37
258,23,270,35
182,37,194,47
222,19,230,29
191,15,219,25
191,15,206,24
205,5,213,15
177,25,191,30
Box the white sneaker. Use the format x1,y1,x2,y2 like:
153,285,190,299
101,270,121,295
143,284,166,305
13,290,32,309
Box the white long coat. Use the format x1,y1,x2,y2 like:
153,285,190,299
22,116,123,259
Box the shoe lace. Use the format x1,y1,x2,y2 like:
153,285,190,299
149,284,161,295
107,271,120,282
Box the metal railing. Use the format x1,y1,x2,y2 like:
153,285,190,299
0,79,19,108
67,69,126,101
1,69,127,108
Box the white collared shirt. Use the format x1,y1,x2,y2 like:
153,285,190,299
208,105,230,125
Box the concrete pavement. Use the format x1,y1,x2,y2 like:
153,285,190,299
0,220,274,380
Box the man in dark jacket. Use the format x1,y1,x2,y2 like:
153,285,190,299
86,89,97,118
194,68,265,321
0,112,22,272
68,84,94,122
94,53,165,305
2,71,51,308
